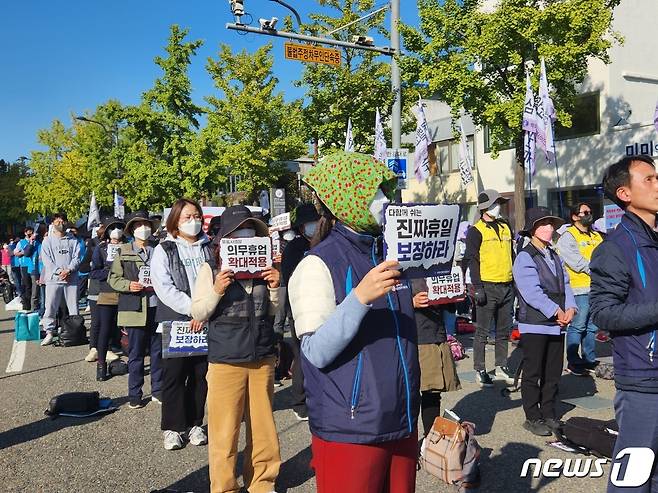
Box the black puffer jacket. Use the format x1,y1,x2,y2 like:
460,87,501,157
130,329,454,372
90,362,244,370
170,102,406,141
411,278,447,345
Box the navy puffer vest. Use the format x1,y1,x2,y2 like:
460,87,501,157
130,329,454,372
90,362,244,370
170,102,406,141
301,223,420,444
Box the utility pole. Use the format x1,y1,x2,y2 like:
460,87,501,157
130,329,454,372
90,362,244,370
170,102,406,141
391,0,401,150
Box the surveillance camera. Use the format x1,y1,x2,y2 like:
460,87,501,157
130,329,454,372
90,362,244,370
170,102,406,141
351,35,374,46
230,0,245,16
259,16,278,30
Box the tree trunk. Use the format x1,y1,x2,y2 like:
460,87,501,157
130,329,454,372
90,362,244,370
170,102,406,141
513,134,526,234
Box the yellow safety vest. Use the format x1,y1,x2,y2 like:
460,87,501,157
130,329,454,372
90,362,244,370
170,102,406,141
563,225,603,289
473,220,513,283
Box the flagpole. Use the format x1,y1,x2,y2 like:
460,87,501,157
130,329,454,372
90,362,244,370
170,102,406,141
551,137,564,217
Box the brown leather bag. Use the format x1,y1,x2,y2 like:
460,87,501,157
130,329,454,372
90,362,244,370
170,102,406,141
420,417,481,487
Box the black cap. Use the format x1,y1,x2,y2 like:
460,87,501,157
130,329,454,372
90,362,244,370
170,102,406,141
291,204,320,229
101,216,126,239
125,211,153,233
523,207,564,233
218,205,269,239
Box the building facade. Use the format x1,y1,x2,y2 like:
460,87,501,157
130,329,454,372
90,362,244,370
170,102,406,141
401,0,658,230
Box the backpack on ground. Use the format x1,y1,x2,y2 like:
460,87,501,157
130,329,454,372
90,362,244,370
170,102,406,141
45,391,118,418
420,416,481,489
108,359,129,376
554,417,618,458
58,315,88,347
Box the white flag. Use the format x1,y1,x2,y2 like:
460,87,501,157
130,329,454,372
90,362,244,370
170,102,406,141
113,190,125,219
458,119,474,186
413,100,431,182
259,190,270,215
522,72,538,175
538,58,556,164
87,192,101,230
344,118,354,152
374,109,387,163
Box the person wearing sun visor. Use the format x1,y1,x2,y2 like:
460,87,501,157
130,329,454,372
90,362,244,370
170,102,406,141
462,189,516,388
288,151,420,493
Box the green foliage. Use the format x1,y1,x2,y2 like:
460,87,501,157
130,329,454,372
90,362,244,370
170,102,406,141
401,0,621,157
0,159,29,225
202,44,308,195
296,0,415,153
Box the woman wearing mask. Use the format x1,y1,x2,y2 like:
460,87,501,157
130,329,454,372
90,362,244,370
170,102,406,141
108,211,162,409
513,207,576,436
90,217,126,381
288,151,420,493
192,205,281,493
85,225,105,362
151,198,211,451
280,203,320,421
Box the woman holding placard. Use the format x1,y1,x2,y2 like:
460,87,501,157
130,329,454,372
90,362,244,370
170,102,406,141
90,216,126,382
191,205,282,493
108,211,162,409
151,198,212,451
288,151,420,493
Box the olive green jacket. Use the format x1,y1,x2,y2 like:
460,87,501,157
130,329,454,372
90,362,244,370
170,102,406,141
108,243,150,327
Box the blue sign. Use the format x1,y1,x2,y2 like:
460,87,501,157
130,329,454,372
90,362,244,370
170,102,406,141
387,148,408,180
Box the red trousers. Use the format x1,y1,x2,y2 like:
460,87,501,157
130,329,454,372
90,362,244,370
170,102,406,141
311,431,418,493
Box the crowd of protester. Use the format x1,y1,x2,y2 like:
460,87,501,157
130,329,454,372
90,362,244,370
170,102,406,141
1,151,657,493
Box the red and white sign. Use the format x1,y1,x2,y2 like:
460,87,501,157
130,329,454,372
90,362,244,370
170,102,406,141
426,267,466,305
219,237,272,279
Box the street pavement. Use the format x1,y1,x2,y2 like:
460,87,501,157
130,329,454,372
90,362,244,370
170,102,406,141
0,301,617,493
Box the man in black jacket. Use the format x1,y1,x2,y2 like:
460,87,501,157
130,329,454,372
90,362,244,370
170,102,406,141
590,155,658,492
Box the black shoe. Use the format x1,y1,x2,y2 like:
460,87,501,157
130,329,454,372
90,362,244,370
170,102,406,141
96,362,109,382
583,360,600,371
523,419,552,436
293,408,309,421
494,366,516,385
476,370,494,387
567,364,589,376
543,418,561,431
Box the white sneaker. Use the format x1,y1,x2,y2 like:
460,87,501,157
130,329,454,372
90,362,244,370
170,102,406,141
495,366,516,385
163,430,184,451
151,395,162,404
85,348,98,362
106,350,120,362
188,425,208,446
40,332,54,346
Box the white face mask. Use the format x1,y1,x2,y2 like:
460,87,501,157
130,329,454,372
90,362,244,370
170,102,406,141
282,230,296,242
369,189,390,227
303,221,318,239
179,219,202,237
133,225,152,241
229,228,256,239
486,203,501,219
109,228,123,240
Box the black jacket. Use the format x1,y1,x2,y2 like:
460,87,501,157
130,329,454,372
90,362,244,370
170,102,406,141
411,278,446,345
281,236,310,287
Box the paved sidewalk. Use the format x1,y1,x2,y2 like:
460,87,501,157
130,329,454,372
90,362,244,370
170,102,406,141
0,303,617,492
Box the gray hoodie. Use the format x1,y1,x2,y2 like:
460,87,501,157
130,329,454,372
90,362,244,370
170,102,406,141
41,233,81,284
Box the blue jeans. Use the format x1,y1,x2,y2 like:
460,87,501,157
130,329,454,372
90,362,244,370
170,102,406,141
442,304,457,337
566,294,597,366
608,390,658,492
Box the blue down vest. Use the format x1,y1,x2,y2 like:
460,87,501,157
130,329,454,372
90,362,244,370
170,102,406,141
301,222,420,444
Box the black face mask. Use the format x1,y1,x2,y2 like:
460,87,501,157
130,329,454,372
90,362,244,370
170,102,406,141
580,214,594,227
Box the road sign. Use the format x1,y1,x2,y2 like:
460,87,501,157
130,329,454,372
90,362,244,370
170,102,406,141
387,148,408,181
284,42,341,67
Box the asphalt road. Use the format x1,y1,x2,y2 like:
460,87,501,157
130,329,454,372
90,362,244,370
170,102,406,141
0,302,617,493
